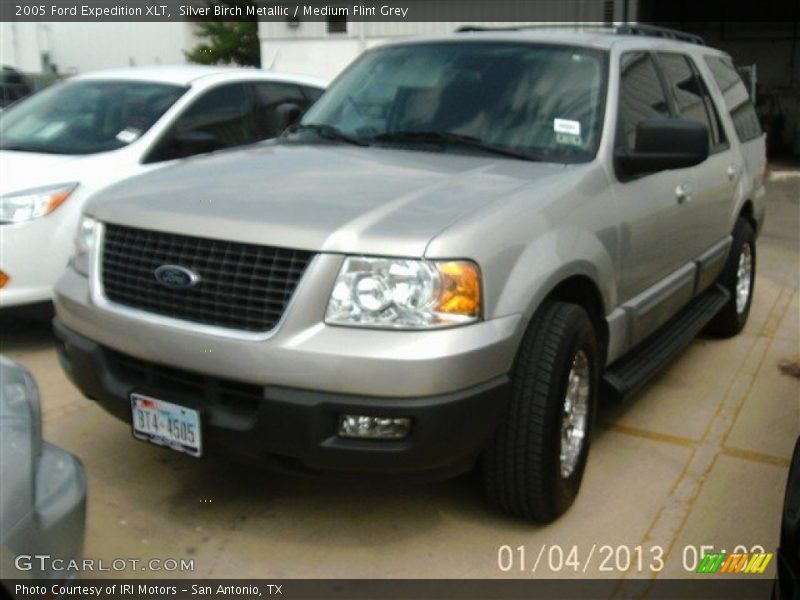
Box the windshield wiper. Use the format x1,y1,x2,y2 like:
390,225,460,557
286,123,369,147
371,130,540,162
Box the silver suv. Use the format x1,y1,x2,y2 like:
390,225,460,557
53,27,767,521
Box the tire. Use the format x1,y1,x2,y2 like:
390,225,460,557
481,301,599,522
706,218,756,338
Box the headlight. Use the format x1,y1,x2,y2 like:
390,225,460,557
0,182,78,223
70,216,97,277
325,257,481,329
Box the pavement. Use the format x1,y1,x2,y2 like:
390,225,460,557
1,175,798,581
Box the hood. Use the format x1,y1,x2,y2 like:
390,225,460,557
0,150,89,193
87,142,567,257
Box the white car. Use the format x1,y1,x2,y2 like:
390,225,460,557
0,66,326,314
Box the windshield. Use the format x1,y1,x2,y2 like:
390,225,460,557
300,42,608,162
0,79,186,155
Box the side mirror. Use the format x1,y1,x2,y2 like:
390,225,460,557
172,130,220,158
274,102,304,135
616,118,709,178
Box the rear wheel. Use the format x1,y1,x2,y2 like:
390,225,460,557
481,301,599,522
707,217,756,337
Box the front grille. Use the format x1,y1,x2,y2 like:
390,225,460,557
101,224,314,332
106,348,263,415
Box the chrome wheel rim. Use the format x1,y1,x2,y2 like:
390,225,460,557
735,243,753,315
560,350,590,478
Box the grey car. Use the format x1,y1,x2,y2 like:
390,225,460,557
0,357,86,583
53,26,766,521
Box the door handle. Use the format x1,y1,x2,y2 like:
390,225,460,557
675,182,693,204
726,164,740,181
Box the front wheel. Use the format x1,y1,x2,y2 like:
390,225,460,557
707,217,756,337
481,301,599,522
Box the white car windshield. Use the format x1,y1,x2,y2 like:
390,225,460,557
300,42,608,162
0,79,186,155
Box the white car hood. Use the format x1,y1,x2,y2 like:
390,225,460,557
0,150,127,195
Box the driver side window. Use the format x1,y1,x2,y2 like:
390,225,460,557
656,52,727,152
147,83,255,162
617,52,671,152
251,82,309,141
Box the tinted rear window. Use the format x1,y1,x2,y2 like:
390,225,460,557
704,56,762,143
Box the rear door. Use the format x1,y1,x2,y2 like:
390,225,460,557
702,55,767,208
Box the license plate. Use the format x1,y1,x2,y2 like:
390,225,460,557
131,393,202,457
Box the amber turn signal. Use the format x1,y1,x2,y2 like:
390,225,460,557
435,261,481,316
46,189,73,214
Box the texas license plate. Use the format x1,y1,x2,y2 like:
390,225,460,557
131,393,202,457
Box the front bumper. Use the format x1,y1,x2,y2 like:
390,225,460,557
54,262,521,397
54,319,511,479
0,210,79,309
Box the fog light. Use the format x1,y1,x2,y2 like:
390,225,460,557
338,415,411,439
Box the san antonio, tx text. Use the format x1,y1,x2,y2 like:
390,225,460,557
16,583,281,597
180,4,410,17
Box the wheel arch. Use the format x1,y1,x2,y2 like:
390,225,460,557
498,230,616,366
542,275,609,366
738,199,757,231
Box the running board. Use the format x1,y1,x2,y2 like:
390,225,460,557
602,284,730,402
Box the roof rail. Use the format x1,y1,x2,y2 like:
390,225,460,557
455,24,605,33
455,23,705,46
456,25,525,33
615,24,705,45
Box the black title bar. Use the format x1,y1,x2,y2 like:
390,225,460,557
1,0,797,23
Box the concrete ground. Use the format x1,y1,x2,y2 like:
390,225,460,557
2,176,798,582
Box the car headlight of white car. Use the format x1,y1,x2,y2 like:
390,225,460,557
0,182,78,223
70,216,97,277
325,256,481,329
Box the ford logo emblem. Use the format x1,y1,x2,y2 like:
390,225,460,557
153,265,200,289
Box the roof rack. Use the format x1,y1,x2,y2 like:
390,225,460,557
615,24,705,45
455,24,599,33
455,23,705,46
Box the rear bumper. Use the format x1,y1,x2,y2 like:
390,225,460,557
54,319,511,480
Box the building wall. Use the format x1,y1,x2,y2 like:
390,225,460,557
258,22,528,79
258,0,631,79
260,33,364,79
259,21,631,79
1,23,45,72
1,22,194,75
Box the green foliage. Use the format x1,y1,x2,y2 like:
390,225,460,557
186,0,261,67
